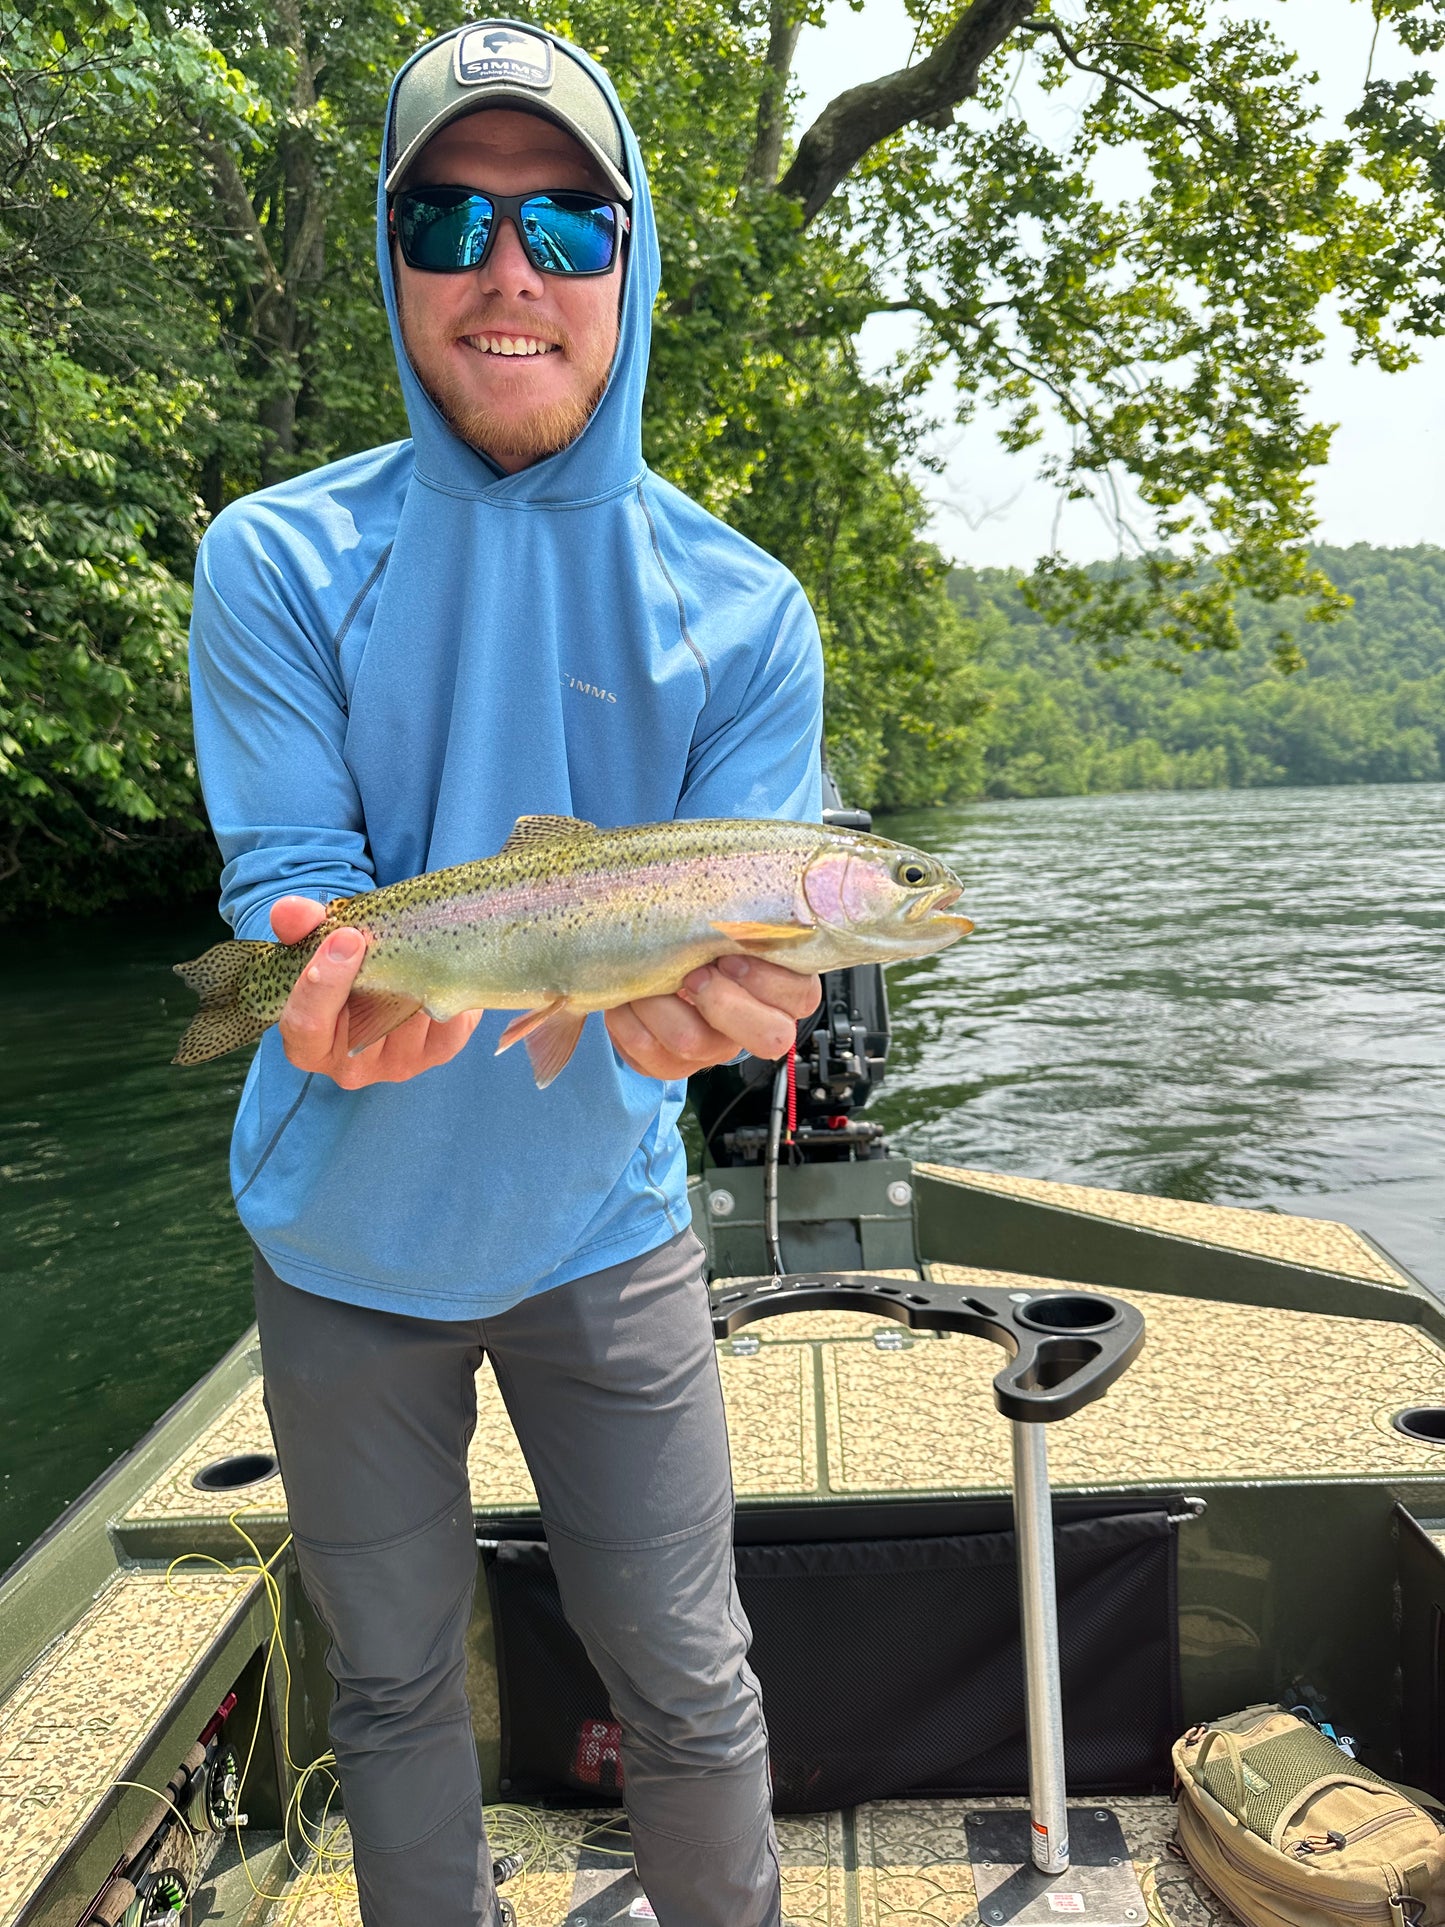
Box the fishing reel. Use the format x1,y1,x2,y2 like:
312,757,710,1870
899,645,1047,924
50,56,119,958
86,1697,244,1927
118,1865,189,1926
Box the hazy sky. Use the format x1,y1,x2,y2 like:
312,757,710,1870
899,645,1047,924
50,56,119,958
791,1,1445,569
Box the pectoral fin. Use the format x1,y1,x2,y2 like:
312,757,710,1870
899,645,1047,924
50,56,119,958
345,988,423,1055
710,919,814,946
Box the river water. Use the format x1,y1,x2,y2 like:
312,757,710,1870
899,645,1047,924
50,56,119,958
2,783,1442,1564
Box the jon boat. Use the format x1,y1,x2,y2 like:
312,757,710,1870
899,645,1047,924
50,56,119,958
6,799,1445,1927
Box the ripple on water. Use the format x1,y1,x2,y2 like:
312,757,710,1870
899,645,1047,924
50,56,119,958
875,783,1445,1258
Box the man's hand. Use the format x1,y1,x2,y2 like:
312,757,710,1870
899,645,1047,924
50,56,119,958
604,954,821,1082
272,896,482,1088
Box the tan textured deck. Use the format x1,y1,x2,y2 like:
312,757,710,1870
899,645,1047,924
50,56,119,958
268,1793,1222,1925
276,1810,846,1924
126,1258,1445,1533
920,1162,1414,1287
0,1568,260,1927
127,1342,822,1524
825,1267,1445,1491
124,1373,284,1523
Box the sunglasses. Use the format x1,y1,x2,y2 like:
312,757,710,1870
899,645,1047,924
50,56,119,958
389,186,628,277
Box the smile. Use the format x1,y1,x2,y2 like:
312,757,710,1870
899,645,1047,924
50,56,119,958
462,334,560,357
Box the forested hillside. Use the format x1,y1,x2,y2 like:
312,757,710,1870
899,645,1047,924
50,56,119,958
946,545,1445,801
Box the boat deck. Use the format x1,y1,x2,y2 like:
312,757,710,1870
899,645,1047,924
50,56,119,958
119,1270,1445,1545
7,1165,1445,1927
193,1792,1226,1926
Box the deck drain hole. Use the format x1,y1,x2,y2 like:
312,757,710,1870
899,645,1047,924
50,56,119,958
193,1451,279,1491
1393,1408,1445,1446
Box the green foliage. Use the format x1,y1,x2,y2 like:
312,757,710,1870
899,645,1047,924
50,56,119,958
548,0,986,804
0,0,432,916
0,295,210,905
3,0,1444,916
954,545,1445,798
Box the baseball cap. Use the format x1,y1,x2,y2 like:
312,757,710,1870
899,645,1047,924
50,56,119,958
386,21,631,203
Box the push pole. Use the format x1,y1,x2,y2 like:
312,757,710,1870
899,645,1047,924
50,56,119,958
1010,1418,1070,1875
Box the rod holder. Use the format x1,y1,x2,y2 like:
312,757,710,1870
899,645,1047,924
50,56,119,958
1012,1420,1068,1872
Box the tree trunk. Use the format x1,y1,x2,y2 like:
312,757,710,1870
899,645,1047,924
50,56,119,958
779,0,1036,222
747,2,806,189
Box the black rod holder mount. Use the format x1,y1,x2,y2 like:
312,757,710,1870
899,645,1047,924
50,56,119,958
708,1271,1144,1424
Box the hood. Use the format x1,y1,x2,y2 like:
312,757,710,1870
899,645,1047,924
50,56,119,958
376,21,661,506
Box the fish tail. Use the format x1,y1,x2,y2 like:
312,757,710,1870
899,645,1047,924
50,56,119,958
172,940,275,1065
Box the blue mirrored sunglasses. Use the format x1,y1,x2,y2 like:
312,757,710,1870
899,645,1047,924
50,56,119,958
390,186,627,277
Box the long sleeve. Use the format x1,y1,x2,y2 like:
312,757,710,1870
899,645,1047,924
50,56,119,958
189,510,377,941
675,586,824,824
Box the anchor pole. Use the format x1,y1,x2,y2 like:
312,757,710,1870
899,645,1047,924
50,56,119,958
1011,1418,1070,1875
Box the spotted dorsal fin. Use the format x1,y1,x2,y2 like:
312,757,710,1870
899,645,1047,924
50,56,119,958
499,814,598,855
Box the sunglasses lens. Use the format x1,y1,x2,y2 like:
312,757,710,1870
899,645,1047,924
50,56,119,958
520,194,618,273
397,189,493,270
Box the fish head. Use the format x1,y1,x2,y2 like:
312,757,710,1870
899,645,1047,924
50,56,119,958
801,838,972,959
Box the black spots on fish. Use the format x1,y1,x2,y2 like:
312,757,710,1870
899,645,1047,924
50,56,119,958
171,939,275,1064
173,939,270,1003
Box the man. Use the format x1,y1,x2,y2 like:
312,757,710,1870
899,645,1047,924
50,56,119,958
187,18,824,1927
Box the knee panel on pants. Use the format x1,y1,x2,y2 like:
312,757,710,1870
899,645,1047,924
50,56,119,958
543,1508,769,1775
294,1491,483,1852
295,1490,478,1716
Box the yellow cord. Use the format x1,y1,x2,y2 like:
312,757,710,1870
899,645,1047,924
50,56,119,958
163,1507,636,1917
166,1510,348,1909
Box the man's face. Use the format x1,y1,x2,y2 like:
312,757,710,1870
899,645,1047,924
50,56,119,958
394,108,624,473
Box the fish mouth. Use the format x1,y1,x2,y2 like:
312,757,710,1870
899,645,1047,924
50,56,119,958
906,882,970,930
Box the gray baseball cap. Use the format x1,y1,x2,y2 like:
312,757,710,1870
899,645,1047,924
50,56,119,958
386,21,631,202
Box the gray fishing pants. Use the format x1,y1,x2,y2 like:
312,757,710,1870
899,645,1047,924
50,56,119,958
252,1231,780,1927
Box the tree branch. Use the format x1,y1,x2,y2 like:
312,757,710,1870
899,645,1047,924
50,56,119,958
196,130,284,305
778,0,1037,224
1022,17,1208,137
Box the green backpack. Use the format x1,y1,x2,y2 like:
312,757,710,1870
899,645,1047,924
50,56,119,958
1174,1706,1445,1927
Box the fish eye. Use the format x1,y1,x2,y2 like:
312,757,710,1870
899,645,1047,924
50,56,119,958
896,859,931,887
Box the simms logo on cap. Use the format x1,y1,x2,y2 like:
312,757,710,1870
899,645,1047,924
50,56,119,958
454,25,553,88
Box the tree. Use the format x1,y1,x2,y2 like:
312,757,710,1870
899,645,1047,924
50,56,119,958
640,0,1442,659
3,0,1443,912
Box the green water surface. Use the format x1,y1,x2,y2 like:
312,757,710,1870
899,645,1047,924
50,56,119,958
3,784,1442,1565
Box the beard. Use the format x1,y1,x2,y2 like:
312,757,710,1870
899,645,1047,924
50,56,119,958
396,279,615,468
426,358,611,465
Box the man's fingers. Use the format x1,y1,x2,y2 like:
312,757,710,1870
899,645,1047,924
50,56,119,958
680,970,800,1060
270,895,329,945
714,955,823,1019
625,992,737,1064
325,1008,482,1086
605,1002,714,1081
279,927,367,1068
410,1009,484,1073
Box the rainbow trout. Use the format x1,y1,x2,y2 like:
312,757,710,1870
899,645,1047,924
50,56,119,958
173,814,971,1087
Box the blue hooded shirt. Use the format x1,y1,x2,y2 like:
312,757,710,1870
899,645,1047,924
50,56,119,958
187,25,824,1318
